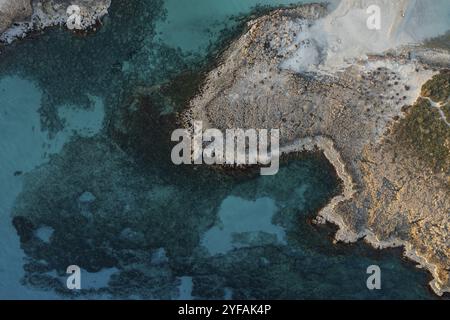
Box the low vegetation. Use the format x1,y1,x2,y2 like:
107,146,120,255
394,73,450,175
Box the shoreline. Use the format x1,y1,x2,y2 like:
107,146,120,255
0,0,448,298
0,0,111,44
279,136,449,296
182,3,449,296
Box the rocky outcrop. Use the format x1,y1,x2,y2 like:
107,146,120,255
0,0,32,35
184,4,450,295
0,0,111,43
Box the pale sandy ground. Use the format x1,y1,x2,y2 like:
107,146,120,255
281,0,450,73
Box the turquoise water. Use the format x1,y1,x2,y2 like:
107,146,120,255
156,0,329,53
0,0,439,299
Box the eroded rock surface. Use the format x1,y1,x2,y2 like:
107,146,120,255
0,0,111,43
0,0,32,34
184,4,450,295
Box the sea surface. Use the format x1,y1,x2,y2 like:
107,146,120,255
0,0,438,299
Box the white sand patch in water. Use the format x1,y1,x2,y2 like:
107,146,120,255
176,276,193,300
57,95,105,138
46,267,118,290
0,76,104,298
34,226,54,243
201,196,286,255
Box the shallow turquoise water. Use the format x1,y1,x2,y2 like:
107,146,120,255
156,0,333,53
0,0,440,299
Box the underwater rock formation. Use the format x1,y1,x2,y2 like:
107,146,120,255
184,4,450,295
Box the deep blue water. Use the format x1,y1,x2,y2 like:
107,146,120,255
0,0,438,299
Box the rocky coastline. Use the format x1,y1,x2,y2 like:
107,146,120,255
182,4,450,295
0,0,450,295
0,0,110,43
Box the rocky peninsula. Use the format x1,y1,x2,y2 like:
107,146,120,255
1,0,448,299
183,4,450,295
